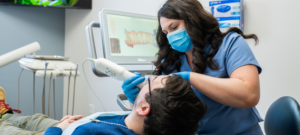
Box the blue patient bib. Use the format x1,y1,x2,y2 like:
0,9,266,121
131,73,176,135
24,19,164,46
62,111,131,135
165,32,263,135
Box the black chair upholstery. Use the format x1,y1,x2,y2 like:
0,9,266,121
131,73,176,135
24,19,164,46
265,96,300,135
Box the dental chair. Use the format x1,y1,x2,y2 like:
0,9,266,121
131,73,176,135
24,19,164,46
264,96,300,135
117,94,132,111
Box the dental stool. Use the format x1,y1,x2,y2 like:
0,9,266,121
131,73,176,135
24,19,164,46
265,96,300,135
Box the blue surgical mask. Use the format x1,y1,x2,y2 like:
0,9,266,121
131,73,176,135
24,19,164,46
167,27,193,52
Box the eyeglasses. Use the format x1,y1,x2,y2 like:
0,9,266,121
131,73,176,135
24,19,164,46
148,77,152,106
147,77,153,127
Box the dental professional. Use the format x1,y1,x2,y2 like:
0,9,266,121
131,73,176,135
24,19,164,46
122,0,264,135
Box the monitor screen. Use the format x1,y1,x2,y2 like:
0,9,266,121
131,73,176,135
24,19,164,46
106,14,159,57
96,9,159,65
0,0,91,9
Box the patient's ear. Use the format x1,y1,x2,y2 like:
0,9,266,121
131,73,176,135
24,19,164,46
135,103,150,116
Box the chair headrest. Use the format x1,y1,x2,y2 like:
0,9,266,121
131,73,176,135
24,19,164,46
265,96,300,135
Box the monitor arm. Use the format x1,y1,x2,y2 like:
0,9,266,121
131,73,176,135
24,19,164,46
85,21,107,77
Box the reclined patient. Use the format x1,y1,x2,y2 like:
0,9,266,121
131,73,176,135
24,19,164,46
0,75,206,135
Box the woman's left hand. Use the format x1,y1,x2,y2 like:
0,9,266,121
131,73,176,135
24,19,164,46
171,72,191,82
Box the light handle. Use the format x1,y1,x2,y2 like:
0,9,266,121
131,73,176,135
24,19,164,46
0,42,41,68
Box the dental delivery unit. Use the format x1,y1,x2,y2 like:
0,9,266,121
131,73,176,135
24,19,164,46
0,42,79,119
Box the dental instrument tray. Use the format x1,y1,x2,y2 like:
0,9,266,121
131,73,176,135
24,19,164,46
24,55,69,60
19,57,77,73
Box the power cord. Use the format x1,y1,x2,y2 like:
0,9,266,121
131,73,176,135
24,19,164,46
82,59,107,112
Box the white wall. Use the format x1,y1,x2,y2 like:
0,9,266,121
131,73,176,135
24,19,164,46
64,0,166,117
65,0,300,133
243,0,300,132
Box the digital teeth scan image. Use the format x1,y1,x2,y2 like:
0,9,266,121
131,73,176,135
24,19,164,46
107,14,158,57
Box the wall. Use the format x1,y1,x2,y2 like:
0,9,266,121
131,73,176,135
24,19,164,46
0,6,65,120
65,0,300,133
243,0,300,132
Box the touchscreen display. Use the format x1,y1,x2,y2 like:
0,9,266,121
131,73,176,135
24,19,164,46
106,14,159,57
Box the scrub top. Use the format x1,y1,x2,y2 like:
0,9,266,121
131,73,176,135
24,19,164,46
164,32,263,134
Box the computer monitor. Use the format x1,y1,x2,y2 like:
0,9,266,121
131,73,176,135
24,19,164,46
99,9,158,65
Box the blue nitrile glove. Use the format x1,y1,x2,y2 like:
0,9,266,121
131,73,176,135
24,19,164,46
170,72,191,82
122,72,145,104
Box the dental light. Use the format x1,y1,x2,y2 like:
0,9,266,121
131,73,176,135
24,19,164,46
0,42,40,68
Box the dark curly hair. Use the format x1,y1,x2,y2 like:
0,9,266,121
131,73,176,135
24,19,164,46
143,75,206,135
153,0,258,75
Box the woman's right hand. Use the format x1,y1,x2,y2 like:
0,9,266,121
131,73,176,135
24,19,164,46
122,72,145,104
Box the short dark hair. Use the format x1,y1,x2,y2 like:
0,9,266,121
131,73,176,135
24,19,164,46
143,75,206,135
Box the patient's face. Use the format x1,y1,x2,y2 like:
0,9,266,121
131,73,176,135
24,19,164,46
134,75,168,105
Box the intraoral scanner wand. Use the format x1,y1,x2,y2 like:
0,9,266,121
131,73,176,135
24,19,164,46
87,58,146,88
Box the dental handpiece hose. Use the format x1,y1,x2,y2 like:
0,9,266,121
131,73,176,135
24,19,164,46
42,62,49,114
87,58,145,88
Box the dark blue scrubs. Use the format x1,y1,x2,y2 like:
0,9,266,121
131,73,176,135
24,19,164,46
166,32,264,135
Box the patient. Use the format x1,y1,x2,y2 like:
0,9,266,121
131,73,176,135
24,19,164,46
0,75,206,135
